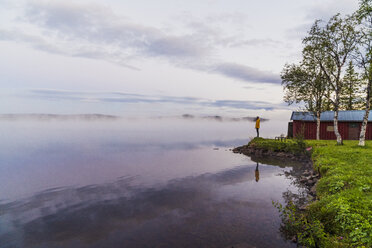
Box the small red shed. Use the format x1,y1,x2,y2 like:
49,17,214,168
289,111,372,140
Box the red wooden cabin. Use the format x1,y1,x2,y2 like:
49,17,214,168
289,111,372,140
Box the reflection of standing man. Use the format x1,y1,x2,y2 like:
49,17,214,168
255,162,260,182
255,116,260,137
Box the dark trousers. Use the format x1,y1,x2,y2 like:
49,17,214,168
256,128,259,137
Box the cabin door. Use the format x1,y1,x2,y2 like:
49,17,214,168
348,123,359,140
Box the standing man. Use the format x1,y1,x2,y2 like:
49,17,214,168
255,116,260,137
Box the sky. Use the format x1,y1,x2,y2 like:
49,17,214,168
0,0,359,120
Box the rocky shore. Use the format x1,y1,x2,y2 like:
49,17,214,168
232,144,309,162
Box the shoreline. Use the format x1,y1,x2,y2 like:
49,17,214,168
232,138,320,244
232,141,320,200
232,143,310,162
234,138,372,247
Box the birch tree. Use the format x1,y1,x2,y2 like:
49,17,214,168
281,60,328,140
303,15,359,145
355,0,372,146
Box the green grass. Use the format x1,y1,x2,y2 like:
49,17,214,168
248,137,308,155
305,140,372,247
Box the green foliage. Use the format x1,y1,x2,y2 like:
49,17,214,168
294,126,307,150
302,14,359,93
357,0,372,24
279,140,372,247
307,13,361,144
281,40,330,142
340,61,365,110
281,62,329,114
273,201,334,247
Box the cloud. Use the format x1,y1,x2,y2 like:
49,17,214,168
285,23,312,40
285,0,358,42
209,99,276,110
181,17,280,50
303,0,358,22
212,63,281,84
0,29,62,54
22,89,286,111
24,1,208,59
0,0,282,85
0,29,141,70
225,38,281,48
145,36,206,58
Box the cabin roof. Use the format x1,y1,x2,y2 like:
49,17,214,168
291,110,372,122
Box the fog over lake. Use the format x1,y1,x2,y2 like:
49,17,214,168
0,117,298,248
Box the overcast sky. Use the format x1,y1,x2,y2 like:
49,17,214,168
0,0,359,119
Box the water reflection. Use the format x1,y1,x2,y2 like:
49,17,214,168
255,163,260,182
1,162,297,248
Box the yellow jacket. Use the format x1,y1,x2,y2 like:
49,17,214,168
255,118,260,129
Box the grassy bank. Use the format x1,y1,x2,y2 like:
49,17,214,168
248,138,372,247
247,137,308,155
305,140,372,247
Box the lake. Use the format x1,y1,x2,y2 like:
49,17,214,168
0,118,299,248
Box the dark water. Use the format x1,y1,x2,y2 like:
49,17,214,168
0,120,298,248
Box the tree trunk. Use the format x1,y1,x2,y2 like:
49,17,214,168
333,110,342,145
359,78,371,146
316,111,321,140
333,93,343,145
359,109,370,146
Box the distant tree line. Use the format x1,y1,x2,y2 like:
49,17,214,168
281,0,372,146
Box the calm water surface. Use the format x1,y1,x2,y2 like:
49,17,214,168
0,119,298,248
